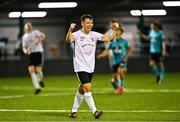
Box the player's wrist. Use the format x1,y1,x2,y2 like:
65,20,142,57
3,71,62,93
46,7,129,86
122,58,126,63
69,28,74,32
120,61,125,67
34,38,41,45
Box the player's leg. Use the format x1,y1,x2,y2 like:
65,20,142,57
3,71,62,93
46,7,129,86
111,72,119,89
35,66,44,88
149,53,160,77
111,64,121,89
76,72,102,118
83,82,103,119
115,67,126,94
70,85,84,118
119,67,125,86
157,59,165,84
149,60,161,83
149,60,159,76
28,65,41,94
35,52,44,87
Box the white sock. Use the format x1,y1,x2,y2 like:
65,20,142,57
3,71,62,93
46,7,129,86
30,73,41,89
72,92,84,113
36,72,43,82
84,92,97,114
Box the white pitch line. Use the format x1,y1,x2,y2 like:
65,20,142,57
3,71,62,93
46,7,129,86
0,109,180,113
2,86,180,93
1,89,180,99
0,95,25,99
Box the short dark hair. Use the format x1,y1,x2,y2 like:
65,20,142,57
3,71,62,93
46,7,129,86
110,19,118,23
81,14,93,22
152,21,161,29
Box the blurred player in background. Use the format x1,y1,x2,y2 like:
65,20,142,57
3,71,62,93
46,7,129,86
98,23,132,94
66,14,119,119
22,22,46,94
138,22,166,84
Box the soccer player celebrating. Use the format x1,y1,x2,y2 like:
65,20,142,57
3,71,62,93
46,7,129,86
138,22,166,84
22,22,46,94
66,14,119,119
98,24,132,94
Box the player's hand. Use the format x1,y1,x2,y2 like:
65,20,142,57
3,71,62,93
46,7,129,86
34,39,40,45
69,23,76,31
23,48,29,55
113,22,119,30
97,54,102,59
120,60,125,68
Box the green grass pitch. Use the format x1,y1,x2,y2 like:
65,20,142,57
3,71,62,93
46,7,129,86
0,73,180,121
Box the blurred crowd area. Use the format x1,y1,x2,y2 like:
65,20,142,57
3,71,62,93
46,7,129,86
0,27,180,60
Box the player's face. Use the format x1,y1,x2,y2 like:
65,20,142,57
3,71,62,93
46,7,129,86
110,22,116,30
24,25,32,33
82,18,93,33
116,29,123,37
151,23,158,31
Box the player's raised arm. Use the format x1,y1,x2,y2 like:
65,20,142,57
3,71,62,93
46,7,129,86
137,31,150,41
101,22,119,42
66,23,76,43
34,32,46,45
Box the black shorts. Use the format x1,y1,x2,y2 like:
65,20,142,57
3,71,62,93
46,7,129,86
112,63,120,73
76,72,93,85
29,52,43,66
150,53,163,62
111,62,127,73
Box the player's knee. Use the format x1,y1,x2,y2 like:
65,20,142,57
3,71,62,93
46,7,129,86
159,62,164,67
82,83,92,92
78,85,84,94
28,66,35,74
118,68,124,75
35,66,42,73
149,61,155,67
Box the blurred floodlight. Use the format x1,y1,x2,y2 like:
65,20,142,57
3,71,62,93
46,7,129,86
130,10,141,16
21,11,47,18
38,2,77,8
141,9,167,16
8,12,21,18
163,1,180,6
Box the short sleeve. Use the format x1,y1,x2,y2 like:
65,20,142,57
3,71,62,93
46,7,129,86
93,32,103,41
34,30,42,37
72,32,77,41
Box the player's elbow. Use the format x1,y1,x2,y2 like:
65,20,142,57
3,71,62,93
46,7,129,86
65,36,70,43
128,48,133,55
66,36,73,43
41,33,46,41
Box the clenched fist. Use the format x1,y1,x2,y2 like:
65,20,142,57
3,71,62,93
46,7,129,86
69,23,76,31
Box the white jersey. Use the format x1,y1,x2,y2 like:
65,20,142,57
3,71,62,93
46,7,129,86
72,30,103,73
22,30,44,54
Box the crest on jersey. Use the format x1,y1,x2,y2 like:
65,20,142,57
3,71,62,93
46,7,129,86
80,37,85,41
91,37,95,42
